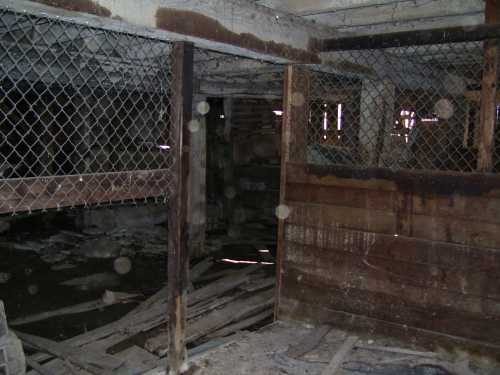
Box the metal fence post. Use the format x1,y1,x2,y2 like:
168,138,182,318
168,41,194,375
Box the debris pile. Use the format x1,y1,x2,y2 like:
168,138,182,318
11,259,274,374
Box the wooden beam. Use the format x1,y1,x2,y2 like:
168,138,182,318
320,23,500,51
334,14,484,36
307,0,483,26
188,95,207,258
0,170,172,215
478,0,500,172
17,0,331,63
258,0,415,16
168,41,194,375
276,65,310,319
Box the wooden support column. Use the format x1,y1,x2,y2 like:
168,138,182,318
188,94,207,258
478,0,500,172
275,65,310,319
168,41,194,375
223,98,235,232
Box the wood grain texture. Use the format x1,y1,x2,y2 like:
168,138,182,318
0,170,172,214
278,162,500,356
167,41,194,375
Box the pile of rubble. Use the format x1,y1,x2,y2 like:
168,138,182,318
9,259,274,374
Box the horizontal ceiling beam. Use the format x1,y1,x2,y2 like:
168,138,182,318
319,23,500,51
306,0,484,28
336,13,484,36
258,0,408,16
12,0,337,63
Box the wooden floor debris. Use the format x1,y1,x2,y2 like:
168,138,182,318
320,335,358,375
10,291,139,326
286,324,332,359
15,259,274,375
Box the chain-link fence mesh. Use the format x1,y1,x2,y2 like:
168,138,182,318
0,8,175,214
302,41,489,172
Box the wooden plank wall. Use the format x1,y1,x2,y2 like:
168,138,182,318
276,66,500,359
277,163,500,358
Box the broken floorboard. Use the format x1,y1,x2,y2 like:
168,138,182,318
10,291,139,326
22,260,275,375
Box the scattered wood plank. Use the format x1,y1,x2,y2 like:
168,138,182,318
355,344,439,358
145,288,274,354
127,258,213,317
27,265,262,366
206,309,273,339
17,331,124,375
25,357,56,375
186,288,274,344
59,273,120,291
321,336,359,375
286,325,332,359
114,346,159,374
240,276,275,293
11,291,139,326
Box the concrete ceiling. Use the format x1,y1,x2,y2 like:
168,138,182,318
256,0,486,35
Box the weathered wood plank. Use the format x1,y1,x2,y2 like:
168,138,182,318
277,296,500,362
276,65,310,318
286,324,331,359
287,181,500,225
17,332,124,374
280,268,500,345
286,163,500,198
284,240,500,302
286,201,500,248
0,170,171,215
167,41,194,375
11,292,138,326
320,336,358,375
478,0,500,171
284,224,500,272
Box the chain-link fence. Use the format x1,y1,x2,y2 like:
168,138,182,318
302,40,490,172
0,7,176,214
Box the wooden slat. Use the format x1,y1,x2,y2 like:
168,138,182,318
280,267,500,345
286,201,500,248
286,163,500,198
284,240,500,302
287,181,500,225
0,170,171,214
167,41,194,375
278,297,500,362
284,224,500,273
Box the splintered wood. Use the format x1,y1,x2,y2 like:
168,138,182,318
16,260,274,375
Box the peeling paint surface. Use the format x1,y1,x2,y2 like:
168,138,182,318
33,0,112,17
155,8,320,63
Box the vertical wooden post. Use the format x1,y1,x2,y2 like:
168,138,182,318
478,0,500,172
188,94,207,258
168,41,194,375
275,65,309,319
223,98,235,231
